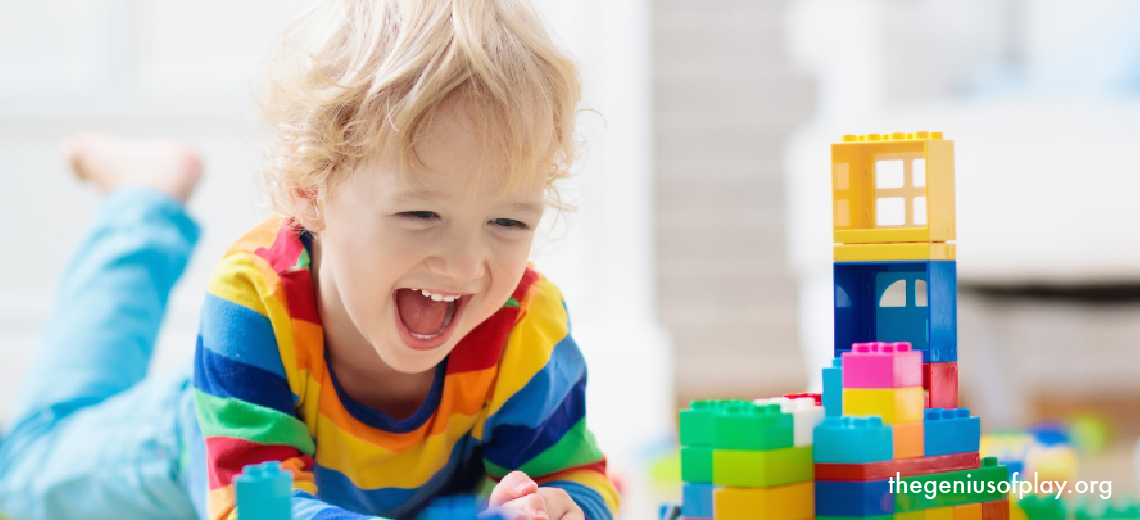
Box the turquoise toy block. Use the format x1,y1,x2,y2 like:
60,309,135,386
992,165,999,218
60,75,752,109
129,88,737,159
815,479,894,517
823,357,844,417
923,407,980,457
420,495,509,520
813,416,893,463
712,401,793,450
235,462,292,520
834,260,958,363
682,483,716,519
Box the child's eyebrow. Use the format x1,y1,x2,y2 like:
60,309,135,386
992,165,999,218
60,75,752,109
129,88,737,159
395,188,543,214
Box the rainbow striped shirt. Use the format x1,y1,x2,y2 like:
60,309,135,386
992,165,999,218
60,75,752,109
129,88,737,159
193,217,618,520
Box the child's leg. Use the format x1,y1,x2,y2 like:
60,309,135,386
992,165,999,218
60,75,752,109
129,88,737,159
0,134,204,520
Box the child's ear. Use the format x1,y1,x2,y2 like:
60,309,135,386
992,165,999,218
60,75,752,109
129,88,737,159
288,181,325,232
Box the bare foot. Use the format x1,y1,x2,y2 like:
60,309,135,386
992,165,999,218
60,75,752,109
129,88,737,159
62,132,203,203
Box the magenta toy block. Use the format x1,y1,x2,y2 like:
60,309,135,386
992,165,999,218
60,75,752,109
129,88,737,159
841,342,922,389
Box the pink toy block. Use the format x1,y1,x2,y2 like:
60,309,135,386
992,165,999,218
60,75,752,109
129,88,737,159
841,342,922,389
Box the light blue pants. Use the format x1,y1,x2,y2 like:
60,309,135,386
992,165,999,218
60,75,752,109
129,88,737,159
0,187,206,520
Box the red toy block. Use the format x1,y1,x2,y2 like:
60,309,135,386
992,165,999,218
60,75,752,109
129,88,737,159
814,451,980,481
842,342,923,389
784,392,822,406
980,499,1010,520
924,362,958,409
894,421,924,459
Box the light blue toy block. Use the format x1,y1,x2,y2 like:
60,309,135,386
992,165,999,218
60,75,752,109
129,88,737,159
419,495,508,520
682,483,716,519
812,416,893,463
235,462,292,520
823,357,844,417
923,407,981,457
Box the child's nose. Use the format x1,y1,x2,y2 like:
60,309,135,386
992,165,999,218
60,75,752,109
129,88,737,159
428,235,487,283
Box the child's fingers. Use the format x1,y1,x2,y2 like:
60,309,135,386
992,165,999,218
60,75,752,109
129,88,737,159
488,471,539,507
500,493,548,520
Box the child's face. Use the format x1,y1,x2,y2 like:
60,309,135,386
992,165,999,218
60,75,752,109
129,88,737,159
316,99,546,374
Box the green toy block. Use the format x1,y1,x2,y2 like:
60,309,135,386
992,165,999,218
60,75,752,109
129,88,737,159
1072,497,1140,520
1019,495,1066,520
680,399,736,446
713,401,794,450
895,457,1008,511
680,446,713,483
712,446,813,488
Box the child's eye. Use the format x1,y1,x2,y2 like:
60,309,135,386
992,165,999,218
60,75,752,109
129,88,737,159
490,218,529,230
399,211,439,220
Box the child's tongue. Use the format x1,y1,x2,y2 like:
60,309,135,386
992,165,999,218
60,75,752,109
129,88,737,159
395,288,450,336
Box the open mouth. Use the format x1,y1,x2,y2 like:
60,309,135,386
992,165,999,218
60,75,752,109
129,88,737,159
394,288,468,350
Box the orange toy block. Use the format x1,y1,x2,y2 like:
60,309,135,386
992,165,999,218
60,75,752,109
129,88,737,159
894,421,925,459
954,503,983,520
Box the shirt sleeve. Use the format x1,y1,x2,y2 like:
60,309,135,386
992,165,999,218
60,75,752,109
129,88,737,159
477,278,620,520
193,252,387,520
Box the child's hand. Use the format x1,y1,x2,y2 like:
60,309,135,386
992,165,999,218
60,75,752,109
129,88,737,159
486,471,585,520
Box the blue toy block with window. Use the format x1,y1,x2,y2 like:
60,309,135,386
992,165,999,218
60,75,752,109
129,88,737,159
923,407,981,457
834,260,957,363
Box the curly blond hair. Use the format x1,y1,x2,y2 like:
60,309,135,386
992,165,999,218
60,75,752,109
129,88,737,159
255,0,582,226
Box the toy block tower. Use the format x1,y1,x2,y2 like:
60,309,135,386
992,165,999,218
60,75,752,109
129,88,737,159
679,399,818,520
831,131,958,407
819,132,1009,520
235,462,292,520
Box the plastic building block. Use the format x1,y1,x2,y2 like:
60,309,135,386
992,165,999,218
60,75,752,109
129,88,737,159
681,483,716,519
925,362,959,409
712,446,813,488
813,416,893,463
815,479,894,517
894,420,925,459
419,496,509,520
924,408,981,457
814,451,980,482
835,242,956,262
954,503,984,520
680,399,732,446
834,260,958,363
1072,498,1140,520
680,446,713,483
713,402,793,450
658,503,682,520
831,132,955,244
235,461,292,520
842,342,923,388
894,457,1008,512
783,392,823,406
715,482,813,520
823,357,844,416
896,511,927,520
756,396,824,447
818,517,891,520
927,507,956,520
1017,496,1063,520
843,387,924,424
981,500,1012,520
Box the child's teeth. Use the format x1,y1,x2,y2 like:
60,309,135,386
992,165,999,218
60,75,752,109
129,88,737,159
419,289,461,302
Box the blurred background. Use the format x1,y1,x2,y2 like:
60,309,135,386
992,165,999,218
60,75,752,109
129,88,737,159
3,0,1140,517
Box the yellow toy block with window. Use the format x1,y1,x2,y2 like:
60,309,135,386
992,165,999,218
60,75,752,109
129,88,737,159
831,131,956,251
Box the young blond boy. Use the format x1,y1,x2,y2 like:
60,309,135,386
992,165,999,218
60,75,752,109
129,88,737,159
0,0,618,519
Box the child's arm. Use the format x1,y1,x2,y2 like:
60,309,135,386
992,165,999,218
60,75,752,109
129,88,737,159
194,252,386,520
477,278,620,520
